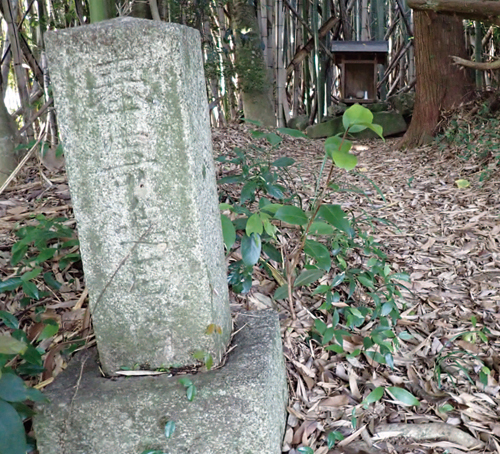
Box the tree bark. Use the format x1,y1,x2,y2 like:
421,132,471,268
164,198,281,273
230,0,276,127
0,95,18,187
408,0,500,25
399,11,472,148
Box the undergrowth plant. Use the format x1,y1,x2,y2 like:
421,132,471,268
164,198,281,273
218,104,410,365
0,214,81,453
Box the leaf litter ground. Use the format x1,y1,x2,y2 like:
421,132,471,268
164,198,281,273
0,123,499,454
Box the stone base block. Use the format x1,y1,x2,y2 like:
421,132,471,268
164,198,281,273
34,311,287,454
306,111,407,139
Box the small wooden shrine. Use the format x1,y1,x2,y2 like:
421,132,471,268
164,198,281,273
331,41,389,104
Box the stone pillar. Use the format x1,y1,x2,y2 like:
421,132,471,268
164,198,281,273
45,18,231,375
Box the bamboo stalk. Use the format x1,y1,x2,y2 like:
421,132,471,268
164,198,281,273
286,16,338,77
2,0,33,139
277,0,286,126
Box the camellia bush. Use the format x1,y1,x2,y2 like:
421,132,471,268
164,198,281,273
218,104,411,366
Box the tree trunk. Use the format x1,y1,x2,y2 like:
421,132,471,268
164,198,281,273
229,0,276,127
398,11,472,148
89,0,115,22
0,94,18,187
407,0,500,25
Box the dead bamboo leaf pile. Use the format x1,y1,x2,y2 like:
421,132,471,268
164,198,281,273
0,121,499,452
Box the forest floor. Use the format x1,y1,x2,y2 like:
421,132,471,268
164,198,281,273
1,120,499,453
213,124,500,454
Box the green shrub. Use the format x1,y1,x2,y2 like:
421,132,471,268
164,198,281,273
218,104,410,365
0,214,81,453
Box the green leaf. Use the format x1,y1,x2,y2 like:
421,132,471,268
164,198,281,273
260,203,282,215
0,278,23,293
308,221,334,235
240,180,258,203
318,205,354,237
347,123,368,133
274,206,308,226
398,331,413,341
294,269,325,287
331,273,345,287
241,233,261,266
20,267,43,282
220,214,236,250
324,135,352,155
343,104,373,130
271,157,295,167
357,275,375,289
10,243,28,266
0,311,19,329
0,373,30,402
322,327,335,344
164,420,176,438
0,400,27,454
24,387,48,403
262,218,277,239
390,272,411,282
314,319,327,335
43,272,62,290
34,248,57,265
264,183,285,199
219,202,233,211
205,354,213,371
273,285,289,300
178,377,192,388
330,149,358,170
38,320,59,341
0,334,27,355
365,123,384,139
297,447,314,454
186,385,196,401
312,285,330,295
262,243,282,263
438,403,454,413
22,281,39,300
58,253,81,269
276,127,307,138
327,431,344,448
455,179,470,188
246,213,263,236
20,344,43,366
362,386,384,407
264,132,282,147
325,344,344,353
304,240,331,271
387,387,420,406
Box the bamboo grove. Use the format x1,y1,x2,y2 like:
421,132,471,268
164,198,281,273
0,0,499,139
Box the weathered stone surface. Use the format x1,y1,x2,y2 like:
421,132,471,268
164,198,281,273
365,101,390,113
388,92,415,117
327,103,348,117
45,18,231,375
287,114,309,131
34,311,288,454
306,116,343,139
306,111,407,139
